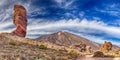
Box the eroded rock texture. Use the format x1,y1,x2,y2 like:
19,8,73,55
100,41,112,52
86,46,93,53
73,44,86,52
12,5,27,37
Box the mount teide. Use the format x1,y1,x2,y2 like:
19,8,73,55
36,31,101,50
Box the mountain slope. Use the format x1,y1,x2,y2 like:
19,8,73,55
0,32,80,60
36,31,101,50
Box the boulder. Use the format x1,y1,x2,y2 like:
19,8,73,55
100,41,112,52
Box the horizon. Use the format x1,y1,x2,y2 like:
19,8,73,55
0,0,120,46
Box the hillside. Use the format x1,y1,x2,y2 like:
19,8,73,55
36,31,101,50
0,32,81,60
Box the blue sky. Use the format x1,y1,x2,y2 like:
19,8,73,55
0,0,120,46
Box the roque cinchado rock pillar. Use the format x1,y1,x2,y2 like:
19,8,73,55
12,5,27,37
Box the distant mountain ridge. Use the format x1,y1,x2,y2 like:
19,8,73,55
36,31,101,50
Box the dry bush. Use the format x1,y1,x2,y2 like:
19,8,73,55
68,49,78,55
93,51,105,57
9,40,16,46
38,44,47,49
67,49,79,60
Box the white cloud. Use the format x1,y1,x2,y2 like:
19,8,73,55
54,0,74,9
55,0,63,4
0,0,120,46
27,18,120,46
1,17,120,46
0,0,7,7
64,30,120,46
95,3,120,17
85,35,120,46
79,11,85,17
96,9,120,16
110,4,117,8
64,12,76,19
27,18,120,39
93,17,101,20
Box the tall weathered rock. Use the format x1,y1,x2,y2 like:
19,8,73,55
12,5,27,37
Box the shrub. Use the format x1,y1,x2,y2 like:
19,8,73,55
9,40,16,46
68,49,78,59
68,49,78,55
93,51,104,57
39,44,47,49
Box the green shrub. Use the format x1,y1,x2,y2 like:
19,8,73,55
9,40,16,46
39,44,47,49
68,49,78,59
68,49,78,55
93,51,104,57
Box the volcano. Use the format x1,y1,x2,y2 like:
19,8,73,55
36,31,101,50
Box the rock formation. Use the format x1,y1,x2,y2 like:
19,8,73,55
79,44,86,52
86,46,93,53
73,44,86,52
100,41,112,52
11,5,27,37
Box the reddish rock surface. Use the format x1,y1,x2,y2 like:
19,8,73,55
100,41,112,52
12,5,27,37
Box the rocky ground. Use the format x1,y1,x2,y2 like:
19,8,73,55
0,33,119,60
0,33,82,60
0,43,77,60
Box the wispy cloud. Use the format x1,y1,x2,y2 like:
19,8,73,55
68,31,120,46
27,18,120,46
0,15,120,46
95,3,120,17
0,0,120,46
27,18,120,37
54,0,75,9
1,19,120,46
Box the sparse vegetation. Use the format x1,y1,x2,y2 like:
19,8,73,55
68,49,78,55
1,33,120,60
38,44,47,49
67,49,79,60
9,40,16,46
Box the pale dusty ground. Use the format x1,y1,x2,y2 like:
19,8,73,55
77,55,120,60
